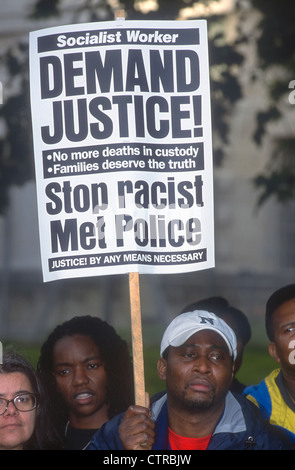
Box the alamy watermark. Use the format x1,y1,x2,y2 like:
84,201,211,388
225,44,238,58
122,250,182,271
288,80,295,104
0,341,2,364
0,80,3,105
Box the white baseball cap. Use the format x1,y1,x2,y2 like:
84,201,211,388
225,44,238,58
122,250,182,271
160,310,237,359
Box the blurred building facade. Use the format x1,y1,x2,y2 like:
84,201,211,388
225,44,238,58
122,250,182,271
0,0,294,342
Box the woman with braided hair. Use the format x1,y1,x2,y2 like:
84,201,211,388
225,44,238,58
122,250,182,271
37,315,134,449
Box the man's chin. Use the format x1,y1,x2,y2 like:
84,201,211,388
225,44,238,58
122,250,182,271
182,392,214,410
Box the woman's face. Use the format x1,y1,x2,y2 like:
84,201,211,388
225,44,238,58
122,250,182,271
0,372,36,450
52,334,109,428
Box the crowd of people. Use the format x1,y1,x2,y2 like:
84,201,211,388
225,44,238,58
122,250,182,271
0,283,294,450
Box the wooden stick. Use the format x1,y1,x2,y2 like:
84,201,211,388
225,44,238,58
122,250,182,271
114,9,125,20
114,7,146,407
129,271,146,406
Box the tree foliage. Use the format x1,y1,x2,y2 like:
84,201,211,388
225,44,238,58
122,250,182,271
0,0,244,213
250,0,295,205
0,42,34,213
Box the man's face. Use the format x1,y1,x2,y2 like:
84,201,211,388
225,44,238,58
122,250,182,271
158,330,234,411
269,299,295,372
52,334,109,427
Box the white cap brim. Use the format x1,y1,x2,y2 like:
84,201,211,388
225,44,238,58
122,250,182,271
160,310,237,360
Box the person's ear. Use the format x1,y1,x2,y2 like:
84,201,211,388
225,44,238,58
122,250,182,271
157,358,167,381
268,342,280,363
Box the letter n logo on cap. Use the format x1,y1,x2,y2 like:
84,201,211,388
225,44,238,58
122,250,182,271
199,316,214,325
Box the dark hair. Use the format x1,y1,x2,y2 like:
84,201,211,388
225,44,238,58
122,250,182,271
0,349,59,449
181,296,252,345
265,284,295,341
37,315,134,435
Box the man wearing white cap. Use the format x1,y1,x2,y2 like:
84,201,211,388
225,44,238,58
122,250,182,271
89,310,292,450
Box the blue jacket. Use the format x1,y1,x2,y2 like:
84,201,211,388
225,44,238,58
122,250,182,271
89,392,293,450
244,369,295,443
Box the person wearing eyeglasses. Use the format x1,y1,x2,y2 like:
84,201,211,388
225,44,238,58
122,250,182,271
0,350,59,450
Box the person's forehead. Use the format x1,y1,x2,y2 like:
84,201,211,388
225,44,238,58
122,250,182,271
53,334,101,364
0,372,33,396
181,329,229,349
274,299,295,322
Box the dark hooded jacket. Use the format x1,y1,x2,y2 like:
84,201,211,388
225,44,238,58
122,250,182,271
89,392,293,450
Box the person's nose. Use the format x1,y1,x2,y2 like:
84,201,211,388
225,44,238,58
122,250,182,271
72,366,89,386
4,401,19,416
192,355,211,374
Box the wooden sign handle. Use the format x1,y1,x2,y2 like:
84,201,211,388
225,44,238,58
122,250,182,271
129,271,146,407
114,7,146,408
114,9,125,20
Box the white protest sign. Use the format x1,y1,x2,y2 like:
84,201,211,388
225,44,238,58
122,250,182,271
29,19,214,282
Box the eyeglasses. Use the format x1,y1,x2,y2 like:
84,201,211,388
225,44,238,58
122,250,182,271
0,393,37,415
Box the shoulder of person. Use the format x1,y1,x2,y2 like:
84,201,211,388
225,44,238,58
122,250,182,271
233,392,293,450
88,412,125,450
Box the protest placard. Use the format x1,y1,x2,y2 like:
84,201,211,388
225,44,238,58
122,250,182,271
29,18,214,283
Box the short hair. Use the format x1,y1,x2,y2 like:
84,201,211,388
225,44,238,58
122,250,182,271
181,296,252,346
37,315,134,433
265,284,295,341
